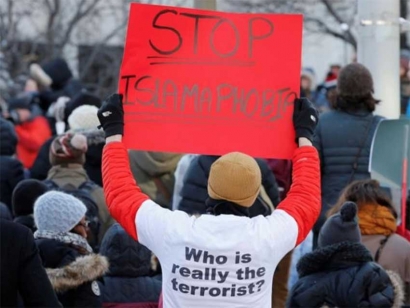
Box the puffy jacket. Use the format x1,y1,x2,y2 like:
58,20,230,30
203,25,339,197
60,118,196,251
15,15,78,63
129,151,181,208
36,238,108,307
15,116,51,168
178,155,280,215
287,242,402,308
99,224,161,307
313,110,383,232
30,129,105,186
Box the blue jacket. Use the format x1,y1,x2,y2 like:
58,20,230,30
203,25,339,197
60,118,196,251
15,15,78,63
99,224,161,308
313,110,383,231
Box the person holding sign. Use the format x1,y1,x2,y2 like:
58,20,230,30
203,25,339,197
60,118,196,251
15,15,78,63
97,94,320,308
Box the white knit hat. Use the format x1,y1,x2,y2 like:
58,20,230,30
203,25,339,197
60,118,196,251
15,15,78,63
68,105,100,130
34,191,87,233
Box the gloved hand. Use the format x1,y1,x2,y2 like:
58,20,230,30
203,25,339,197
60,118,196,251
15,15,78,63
97,93,124,138
293,98,319,143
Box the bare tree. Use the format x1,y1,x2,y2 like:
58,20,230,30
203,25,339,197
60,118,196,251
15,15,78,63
223,0,358,50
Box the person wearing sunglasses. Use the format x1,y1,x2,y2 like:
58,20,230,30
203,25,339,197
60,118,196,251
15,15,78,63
34,191,108,307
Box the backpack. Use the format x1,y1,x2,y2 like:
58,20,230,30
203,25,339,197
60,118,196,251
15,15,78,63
43,180,101,251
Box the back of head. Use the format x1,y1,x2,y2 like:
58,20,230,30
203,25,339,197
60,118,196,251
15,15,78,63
319,202,361,247
34,191,87,233
208,152,261,207
41,58,73,90
336,63,378,112
100,224,151,277
0,117,17,156
12,179,48,216
49,133,88,166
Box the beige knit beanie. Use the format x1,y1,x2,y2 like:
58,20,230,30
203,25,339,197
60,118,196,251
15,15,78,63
208,152,261,207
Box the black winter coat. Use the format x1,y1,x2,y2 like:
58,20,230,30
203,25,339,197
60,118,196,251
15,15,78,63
30,129,104,186
178,155,280,215
14,215,36,233
36,238,108,308
99,224,161,307
287,242,399,308
313,110,383,232
0,156,25,210
0,221,61,307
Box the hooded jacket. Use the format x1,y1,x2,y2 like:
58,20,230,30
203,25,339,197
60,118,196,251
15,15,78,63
36,238,108,307
0,118,25,209
287,241,404,308
313,110,383,234
99,224,161,307
128,151,182,208
177,155,280,215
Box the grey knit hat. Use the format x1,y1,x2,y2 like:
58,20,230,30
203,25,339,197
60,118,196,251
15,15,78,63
318,202,361,248
337,63,374,98
34,191,87,233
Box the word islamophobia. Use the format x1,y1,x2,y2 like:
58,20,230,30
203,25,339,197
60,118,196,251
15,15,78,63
170,247,266,297
122,75,296,122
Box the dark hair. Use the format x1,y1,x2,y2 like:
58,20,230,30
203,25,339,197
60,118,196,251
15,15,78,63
328,179,397,219
335,93,380,113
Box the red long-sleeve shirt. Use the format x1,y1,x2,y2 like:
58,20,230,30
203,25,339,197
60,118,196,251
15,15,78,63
102,142,320,308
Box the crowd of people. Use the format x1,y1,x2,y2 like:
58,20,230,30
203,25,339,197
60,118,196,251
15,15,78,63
0,56,409,308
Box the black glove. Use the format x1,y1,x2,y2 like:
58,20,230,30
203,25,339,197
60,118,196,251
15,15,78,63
293,98,319,143
97,93,124,138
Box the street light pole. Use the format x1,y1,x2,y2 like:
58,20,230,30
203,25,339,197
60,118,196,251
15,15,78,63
193,0,217,10
358,0,400,119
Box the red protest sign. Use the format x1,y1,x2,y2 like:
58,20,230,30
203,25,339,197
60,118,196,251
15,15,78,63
120,3,302,158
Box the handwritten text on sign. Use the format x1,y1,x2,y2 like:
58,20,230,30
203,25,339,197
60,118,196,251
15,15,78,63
120,4,303,158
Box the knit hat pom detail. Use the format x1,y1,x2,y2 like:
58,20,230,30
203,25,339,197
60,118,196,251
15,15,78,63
340,201,358,222
70,134,87,152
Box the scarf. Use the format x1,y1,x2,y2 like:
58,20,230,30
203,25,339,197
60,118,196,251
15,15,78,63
358,204,397,236
206,198,250,217
34,230,93,254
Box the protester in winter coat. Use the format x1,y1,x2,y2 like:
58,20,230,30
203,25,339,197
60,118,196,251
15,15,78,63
313,63,384,247
45,132,114,243
30,58,83,112
7,94,52,168
287,202,404,308
177,155,280,216
0,117,25,209
129,151,182,208
30,95,103,184
12,179,48,232
97,94,320,308
328,179,410,305
1,220,61,307
34,191,108,307
99,224,162,307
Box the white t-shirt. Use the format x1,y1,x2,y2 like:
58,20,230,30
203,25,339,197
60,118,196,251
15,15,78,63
136,200,299,308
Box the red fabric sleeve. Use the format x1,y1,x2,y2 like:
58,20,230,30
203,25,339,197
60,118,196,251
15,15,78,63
102,142,149,240
276,146,321,246
15,117,51,152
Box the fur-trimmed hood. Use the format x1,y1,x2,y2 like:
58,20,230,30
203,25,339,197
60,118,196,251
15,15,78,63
46,254,109,293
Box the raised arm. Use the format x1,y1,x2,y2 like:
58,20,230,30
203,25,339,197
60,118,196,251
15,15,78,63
277,138,320,246
98,94,149,240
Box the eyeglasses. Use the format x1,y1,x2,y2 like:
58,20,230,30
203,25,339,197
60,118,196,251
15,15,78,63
78,220,90,229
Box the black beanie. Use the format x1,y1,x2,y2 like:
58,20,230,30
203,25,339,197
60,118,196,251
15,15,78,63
318,202,361,248
337,63,374,98
41,58,73,90
64,92,102,122
12,180,49,216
